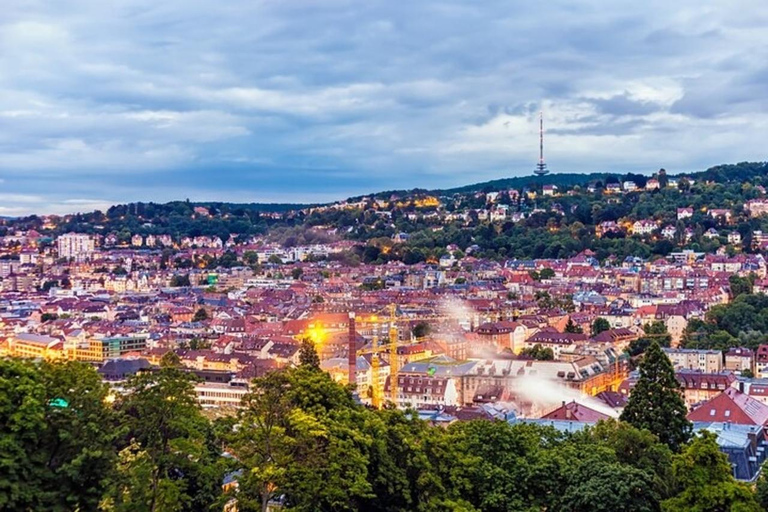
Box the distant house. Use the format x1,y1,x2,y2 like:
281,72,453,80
645,178,660,190
542,185,557,196
746,199,768,218
661,225,677,239
725,348,754,374
677,207,694,220
631,220,657,236
708,209,732,223
540,400,611,422
704,228,720,239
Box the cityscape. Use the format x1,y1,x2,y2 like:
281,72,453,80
3,2,768,512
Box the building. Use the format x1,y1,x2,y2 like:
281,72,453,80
756,345,768,378
692,422,767,481
631,220,657,236
475,321,530,353
725,348,754,374
746,199,768,218
663,348,723,373
540,400,611,422
8,333,64,360
195,381,249,408
687,387,768,427
57,233,95,261
388,358,474,409
74,335,149,362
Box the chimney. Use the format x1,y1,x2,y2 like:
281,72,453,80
348,312,356,385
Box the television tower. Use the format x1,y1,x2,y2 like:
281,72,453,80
534,111,550,176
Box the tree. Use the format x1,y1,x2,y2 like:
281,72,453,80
0,359,117,511
662,432,760,511
105,352,223,511
169,274,191,287
565,318,584,334
729,274,753,298
520,343,555,361
658,168,669,189
40,312,58,323
192,308,208,322
224,368,373,512
756,464,768,509
591,317,611,336
629,321,672,356
291,267,304,280
267,254,283,265
412,321,431,338
539,267,555,280
559,460,660,512
298,338,321,370
620,341,692,452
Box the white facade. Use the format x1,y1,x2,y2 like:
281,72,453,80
57,233,95,261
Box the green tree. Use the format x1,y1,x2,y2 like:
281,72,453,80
40,312,59,322
662,432,760,511
224,368,373,512
291,267,304,280
756,464,768,509
729,274,753,298
565,317,584,334
591,317,611,336
621,341,692,452
412,321,431,338
192,308,208,322
539,267,556,280
520,343,555,360
559,460,660,512
0,359,117,511
298,338,321,370
629,321,672,356
170,274,191,287
105,352,222,512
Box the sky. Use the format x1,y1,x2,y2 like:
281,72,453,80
1,1,767,215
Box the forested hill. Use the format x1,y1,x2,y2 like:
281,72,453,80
3,161,768,264
349,161,768,199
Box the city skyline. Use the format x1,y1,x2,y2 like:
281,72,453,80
1,1,767,214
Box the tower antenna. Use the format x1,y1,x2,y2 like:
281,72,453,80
534,111,550,176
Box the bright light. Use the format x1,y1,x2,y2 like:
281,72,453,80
307,324,326,347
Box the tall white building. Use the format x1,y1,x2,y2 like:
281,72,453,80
57,233,94,261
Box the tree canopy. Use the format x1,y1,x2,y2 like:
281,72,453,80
621,341,692,452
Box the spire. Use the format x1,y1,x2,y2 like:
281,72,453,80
534,110,550,176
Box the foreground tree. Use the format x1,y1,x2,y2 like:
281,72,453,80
224,368,373,512
662,433,760,511
621,341,691,451
0,359,116,511
104,352,223,512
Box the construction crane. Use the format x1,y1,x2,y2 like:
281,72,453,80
356,304,450,408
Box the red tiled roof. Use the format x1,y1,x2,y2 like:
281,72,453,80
687,388,768,426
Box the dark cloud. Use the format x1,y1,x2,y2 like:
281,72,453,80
0,0,766,213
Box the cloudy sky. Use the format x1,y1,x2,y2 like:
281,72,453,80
1,1,767,215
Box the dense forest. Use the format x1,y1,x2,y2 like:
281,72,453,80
1,341,766,512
